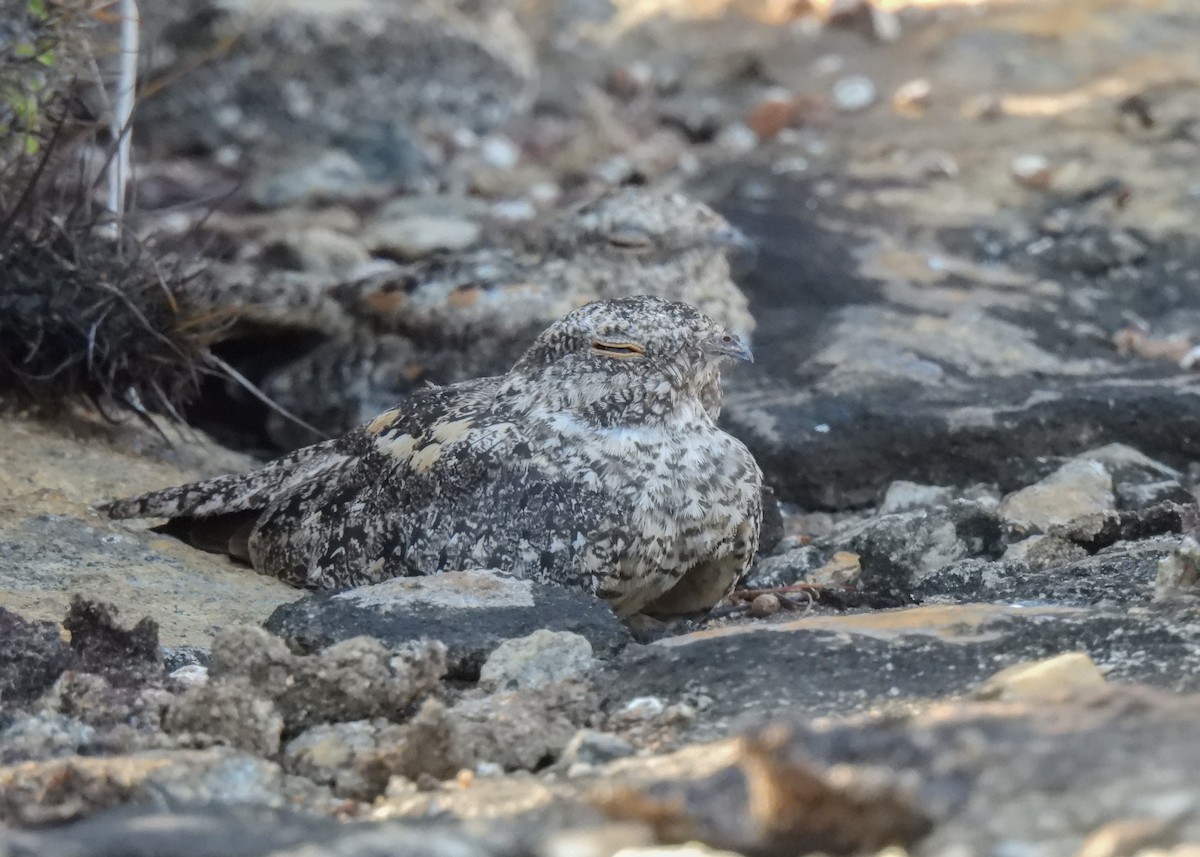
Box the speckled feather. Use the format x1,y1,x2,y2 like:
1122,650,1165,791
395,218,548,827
259,188,757,447
102,297,763,617
336,187,757,344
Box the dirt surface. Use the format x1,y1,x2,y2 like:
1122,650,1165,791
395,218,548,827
0,409,300,647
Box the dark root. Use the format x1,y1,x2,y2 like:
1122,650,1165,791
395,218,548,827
0,209,224,419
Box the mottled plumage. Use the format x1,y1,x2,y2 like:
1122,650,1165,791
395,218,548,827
102,297,763,617
259,187,756,447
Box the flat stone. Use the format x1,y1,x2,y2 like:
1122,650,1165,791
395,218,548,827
604,604,1200,734
1079,443,1194,510
999,459,1116,531
194,626,446,738
248,150,370,208
264,570,630,680
0,803,504,857
976,652,1108,701
1155,537,1200,602
283,719,393,799
0,410,301,649
364,215,482,260
261,227,370,275
0,714,96,765
878,481,956,514
557,729,636,771
479,630,596,691
0,749,289,826
839,500,1005,602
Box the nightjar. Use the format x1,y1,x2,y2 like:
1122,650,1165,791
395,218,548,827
102,297,763,617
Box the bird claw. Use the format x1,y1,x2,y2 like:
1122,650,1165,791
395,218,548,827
722,581,860,617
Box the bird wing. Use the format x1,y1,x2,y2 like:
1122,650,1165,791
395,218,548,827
243,375,510,587
99,436,355,521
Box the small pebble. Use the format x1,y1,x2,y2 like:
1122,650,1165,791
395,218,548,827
450,127,478,149
746,90,798,140
714,122,759,155
1010,153,1055,190
479,135,520,170
812,54,845,77
607,62,653,99
772,155,811,175
750,593,781,617
833,74,877,112
893,78,932,116
559,729,635,769
169,664,209,688
621,696,665,720
490,198,539,222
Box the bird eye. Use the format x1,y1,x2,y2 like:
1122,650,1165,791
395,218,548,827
605,227,653,250
590,340,645,358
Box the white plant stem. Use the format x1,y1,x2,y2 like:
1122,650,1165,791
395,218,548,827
105,0,139,232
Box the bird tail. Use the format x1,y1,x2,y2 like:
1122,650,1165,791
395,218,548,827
99,437,347,520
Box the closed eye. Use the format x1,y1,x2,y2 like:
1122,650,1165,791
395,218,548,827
606,228,653,250
591,340,645,358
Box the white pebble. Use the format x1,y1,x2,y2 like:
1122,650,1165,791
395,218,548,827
833,74,878,112
479,135,520,169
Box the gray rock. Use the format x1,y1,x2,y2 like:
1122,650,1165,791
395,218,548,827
742,545,832,590
164,677,284,756
264,571,630,680
1003,534,1089,570
999,459,1116,531
839,500,1005,602
0,411,298,651
261,227,371,276
335,683,591,784
0,607,67,711
713,181,1200,512
168,664,209,689
0,803,507,857
283,719,397,799
162,646,210,672
878,481,955,515
1155,537,1200,602
753,689,1200,857
608,604,1200,736
479,631,595,691
137,1,534,173
248,150,370,209
364,215,482,261
447,685,589,772
0,804,347,857
199,627,446,738
0,748,290,826
1078,443,1194,510
556,729,635,770
0,713,96,764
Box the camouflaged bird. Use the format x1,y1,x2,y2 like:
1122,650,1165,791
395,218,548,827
259,187,757,447
335,186,756,348
102,297,763,618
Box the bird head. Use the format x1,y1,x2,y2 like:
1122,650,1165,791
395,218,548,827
508,296,753,426
552,188,754,261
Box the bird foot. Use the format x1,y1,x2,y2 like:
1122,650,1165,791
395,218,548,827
723,581,861,617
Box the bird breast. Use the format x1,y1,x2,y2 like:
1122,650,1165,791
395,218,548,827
537,406,758,550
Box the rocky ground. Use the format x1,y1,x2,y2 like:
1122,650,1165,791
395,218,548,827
5,0,1200,855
